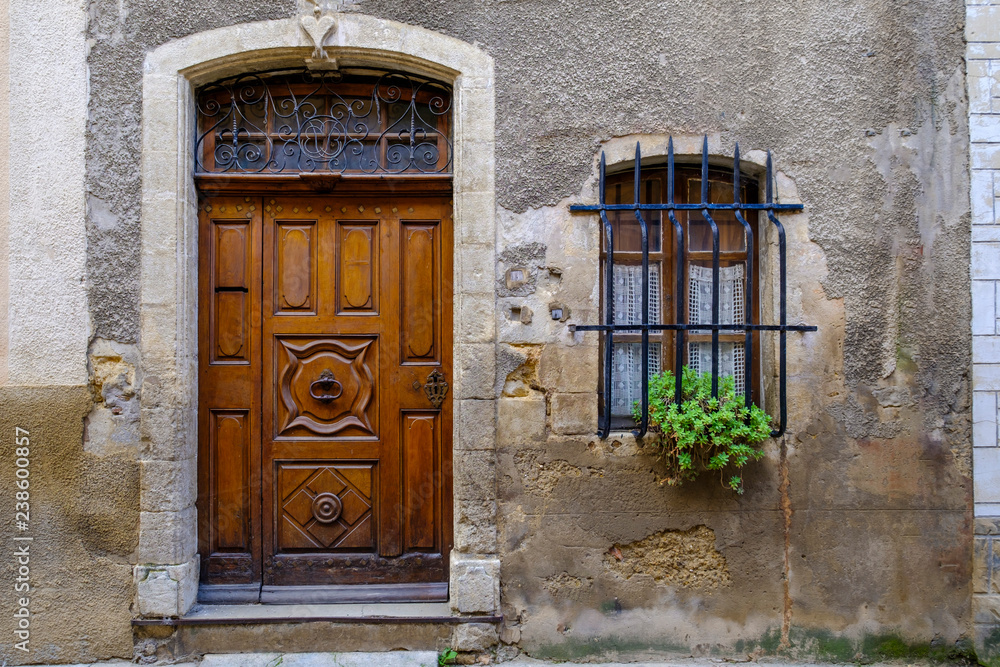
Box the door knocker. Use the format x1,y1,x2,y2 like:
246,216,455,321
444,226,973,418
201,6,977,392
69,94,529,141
309,369,343,402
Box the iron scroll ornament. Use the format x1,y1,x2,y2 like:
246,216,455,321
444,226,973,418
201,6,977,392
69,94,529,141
195,69,453,175
423,370,449,409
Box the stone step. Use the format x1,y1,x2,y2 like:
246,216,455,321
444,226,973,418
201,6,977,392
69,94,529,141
200,652,440,666
132,602,501,659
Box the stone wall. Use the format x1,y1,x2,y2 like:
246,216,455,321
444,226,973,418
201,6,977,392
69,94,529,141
968,0,1000,663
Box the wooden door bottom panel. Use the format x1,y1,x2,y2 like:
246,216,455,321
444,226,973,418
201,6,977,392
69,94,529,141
266,552,446,587
260,582,448,604
204,553,255,584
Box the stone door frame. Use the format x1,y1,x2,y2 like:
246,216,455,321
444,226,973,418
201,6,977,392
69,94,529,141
135,13,499,617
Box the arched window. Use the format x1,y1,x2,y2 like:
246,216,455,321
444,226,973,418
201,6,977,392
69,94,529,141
570,139,816,438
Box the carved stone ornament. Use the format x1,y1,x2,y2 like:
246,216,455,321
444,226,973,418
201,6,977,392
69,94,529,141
299,0,338,60
423,369,449,409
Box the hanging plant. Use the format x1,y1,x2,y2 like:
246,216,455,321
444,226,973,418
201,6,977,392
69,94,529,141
633,367,772,494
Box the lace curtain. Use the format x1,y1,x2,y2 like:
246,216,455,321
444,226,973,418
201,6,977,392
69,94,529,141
608,262,748,416
687,264,745,396
610,263,661,416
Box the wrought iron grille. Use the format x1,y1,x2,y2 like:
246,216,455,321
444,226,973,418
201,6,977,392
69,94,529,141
195,69,452,175
569,137,817,439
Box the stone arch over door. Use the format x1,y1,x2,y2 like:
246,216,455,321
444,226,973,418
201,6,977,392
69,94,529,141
136,13,497,617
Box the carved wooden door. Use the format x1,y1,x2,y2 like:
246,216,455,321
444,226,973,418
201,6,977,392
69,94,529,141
198,193,453,603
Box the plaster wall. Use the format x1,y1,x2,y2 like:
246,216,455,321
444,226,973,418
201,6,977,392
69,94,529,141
7,0,88,386
0,0,9,385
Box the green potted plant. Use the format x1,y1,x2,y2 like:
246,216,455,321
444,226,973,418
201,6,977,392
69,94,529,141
634,367,772,494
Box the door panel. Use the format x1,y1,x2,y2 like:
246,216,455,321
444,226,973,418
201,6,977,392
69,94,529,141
211,220,253,364
209,410,251,551
274,222,317,314
400,222,440,364
273,336,379,439
277,462,376,552
402,412,440,551
338,222,378,314
198,197,263,587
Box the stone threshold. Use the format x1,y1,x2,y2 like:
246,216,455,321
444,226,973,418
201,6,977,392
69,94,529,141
132,601,503,626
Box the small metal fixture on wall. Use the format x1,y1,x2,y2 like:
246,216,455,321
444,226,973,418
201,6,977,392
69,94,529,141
569,137,817,440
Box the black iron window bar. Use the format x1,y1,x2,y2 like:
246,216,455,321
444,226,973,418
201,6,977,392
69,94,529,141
569,137,816,440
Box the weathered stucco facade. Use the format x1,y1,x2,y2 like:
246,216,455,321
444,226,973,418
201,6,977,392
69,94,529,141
0,0,989,663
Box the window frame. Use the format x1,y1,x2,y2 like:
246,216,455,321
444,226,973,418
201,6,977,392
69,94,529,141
600,164,763,430
569,138,816,439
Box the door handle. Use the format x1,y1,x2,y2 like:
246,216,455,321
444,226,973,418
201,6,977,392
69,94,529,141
309,369,343,402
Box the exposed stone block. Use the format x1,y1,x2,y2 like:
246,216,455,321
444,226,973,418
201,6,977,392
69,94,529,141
974,244,1000,280
975,594,1000,624
452,623,500,651
539,343,598,393
968,6,1000,43
458,141,495,193
977,448,1000,502
458,293,495,344
139,406,197,461
140,458,197,512
456,399,496,450
458,244,495,295
455,344,496,400
971,170,995,226
454,499,498,553
138,507,197,564
977,537,991,595
977,517,1000,535
976,623,1000,667
974,281,997,335
134,557,199,617
450,555,500,614
497,396,546,446
454,450,496,501
454,191,496,245
551,393,597,435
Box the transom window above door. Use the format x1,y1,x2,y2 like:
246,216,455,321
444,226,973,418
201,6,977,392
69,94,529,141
195,69,453,175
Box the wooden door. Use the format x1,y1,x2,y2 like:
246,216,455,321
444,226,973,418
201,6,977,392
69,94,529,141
197,193,453,603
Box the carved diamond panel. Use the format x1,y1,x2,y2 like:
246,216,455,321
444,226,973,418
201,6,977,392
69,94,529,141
278,463,375,552
275,337,378,438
